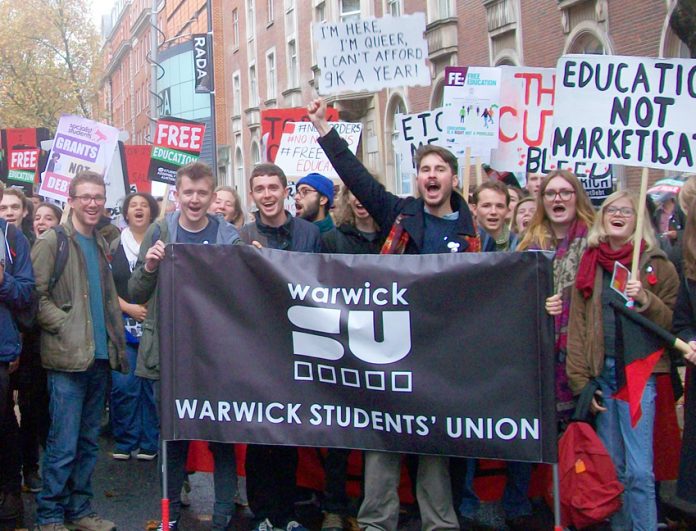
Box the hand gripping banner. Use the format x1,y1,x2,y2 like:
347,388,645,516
159,245,557,463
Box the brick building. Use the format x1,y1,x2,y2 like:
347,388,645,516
216,0,690,206
101,0,690,204
101,0,209,147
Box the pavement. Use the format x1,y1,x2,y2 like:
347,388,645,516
7,430,696,530
6,433,242,531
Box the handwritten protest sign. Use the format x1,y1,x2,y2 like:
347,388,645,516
274,122,362,179
313,13,429,95
148,117,206,185
491,67,555,172
394,108,455,174
552,55,696,172
39,115,120,202
442,66,502,160
103,142,129,215
124,145,153,194
261,107,339,162
490,66,613,202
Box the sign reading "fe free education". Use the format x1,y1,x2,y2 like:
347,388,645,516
148,117,206,185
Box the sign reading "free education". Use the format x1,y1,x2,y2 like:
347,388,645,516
148,117,206,185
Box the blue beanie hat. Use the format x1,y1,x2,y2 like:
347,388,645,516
296,172,334,207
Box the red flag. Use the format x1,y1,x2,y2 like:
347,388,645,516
611,300,668,427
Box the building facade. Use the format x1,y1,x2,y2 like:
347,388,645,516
101,0,690,204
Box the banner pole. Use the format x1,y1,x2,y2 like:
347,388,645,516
462,147,471,203
552,462,562,530
161,439,169,528
159,185,171,221
475,156,483,187
631,167,649,280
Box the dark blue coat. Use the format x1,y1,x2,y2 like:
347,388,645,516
0,219,35,362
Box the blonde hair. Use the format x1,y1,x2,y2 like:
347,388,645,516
517,169,595,250
332,185,379,230
587,190,658,252
678,174,696,214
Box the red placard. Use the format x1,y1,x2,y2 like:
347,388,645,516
261,107,338,162
124,145,152,194
153,119,205,151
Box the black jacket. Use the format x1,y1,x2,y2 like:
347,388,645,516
321,224,382,254
318,128,477,254
240,212,322,252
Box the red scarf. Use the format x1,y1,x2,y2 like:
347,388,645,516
575,240,645,299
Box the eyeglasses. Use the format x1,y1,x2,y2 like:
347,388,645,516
295,187,318,198
606,206,635,217
72,194,107,205
543,189,575,201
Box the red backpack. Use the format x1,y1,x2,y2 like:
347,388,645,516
558,381,624,528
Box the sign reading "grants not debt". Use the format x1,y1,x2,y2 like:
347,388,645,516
148,117,206,185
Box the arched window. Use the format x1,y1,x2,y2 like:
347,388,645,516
385,94,408,194
430,76,445,110
235,146,244,184
251,140,261,166
568,30,606,55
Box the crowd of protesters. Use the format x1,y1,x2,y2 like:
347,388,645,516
0,96,694,531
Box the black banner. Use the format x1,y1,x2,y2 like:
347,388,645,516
160,246,558,463
193,34,213,94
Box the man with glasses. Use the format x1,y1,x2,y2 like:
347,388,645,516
294,172,336,235
31,171,127,531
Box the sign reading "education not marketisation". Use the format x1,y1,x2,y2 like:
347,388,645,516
148,117,206,185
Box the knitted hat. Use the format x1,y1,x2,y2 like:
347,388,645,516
296,173,334,207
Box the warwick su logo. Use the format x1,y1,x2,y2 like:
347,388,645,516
287,281,413,392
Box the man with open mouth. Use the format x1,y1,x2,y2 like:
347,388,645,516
308,97,476,531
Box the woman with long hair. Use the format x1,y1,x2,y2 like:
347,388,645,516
210,185,245,229
672,196,696,504
517,170,595,420
510,196,536,236
110,192,160,461
33,203,63,238
567,191,678,530
322,185,382,254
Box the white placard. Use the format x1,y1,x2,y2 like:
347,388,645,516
552,55,696,172
274,122,363,179
313,13,429,95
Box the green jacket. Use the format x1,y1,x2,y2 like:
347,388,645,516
31,218,127,372
128,212,242,380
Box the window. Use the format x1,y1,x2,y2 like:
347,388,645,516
569,32,605,55
267,0,274,23
435,0,453,19
266,50,276,100
388,97,409,194
249,64,259,107
235,146,244,183
232,72,242,115
232,9,239,47
284,0,295,36
251,141,261,165
315,0,326,22
340,0,361,22
386,0,401,16
287,39,298,88
246,0,255,40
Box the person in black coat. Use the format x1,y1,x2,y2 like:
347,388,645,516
672,196,696,503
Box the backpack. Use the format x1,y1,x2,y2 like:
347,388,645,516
1,223,69,331
557,381,624,528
